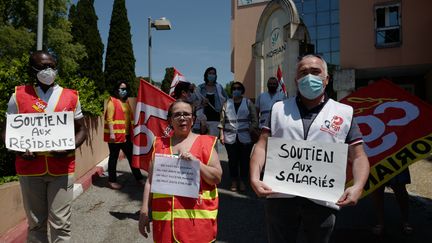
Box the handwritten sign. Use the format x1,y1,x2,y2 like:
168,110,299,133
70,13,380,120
151,154,200,198
263,137,348,203
5,112,75,152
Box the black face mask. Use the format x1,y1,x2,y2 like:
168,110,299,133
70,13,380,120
268,85,278,93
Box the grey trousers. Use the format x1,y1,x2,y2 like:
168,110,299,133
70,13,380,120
19,174,74,243
265,197,337,243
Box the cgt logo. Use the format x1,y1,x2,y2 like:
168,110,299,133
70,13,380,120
322,115,344,135
271,27,280,47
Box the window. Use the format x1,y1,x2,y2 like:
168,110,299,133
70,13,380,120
375,3,401,47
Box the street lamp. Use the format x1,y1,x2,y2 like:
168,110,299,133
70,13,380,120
148,17,172,83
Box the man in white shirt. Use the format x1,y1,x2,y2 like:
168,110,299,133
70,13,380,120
250,55,370,243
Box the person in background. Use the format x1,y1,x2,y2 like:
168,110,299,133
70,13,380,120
172,81,193,100
197,67,228,138
250,55,370,243
219,82,258,192
371,169,413,235
139,99,222,242
173,81,208,135
104,81,144,190
2,50,87,242
256,77,286,128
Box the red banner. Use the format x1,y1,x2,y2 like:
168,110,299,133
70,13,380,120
132,79,175,171
341,80,432,196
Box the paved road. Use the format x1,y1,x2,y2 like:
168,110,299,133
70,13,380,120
71,148,432,243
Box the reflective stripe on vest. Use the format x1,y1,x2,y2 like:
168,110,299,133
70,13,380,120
14,85,78,176
153,209,218,221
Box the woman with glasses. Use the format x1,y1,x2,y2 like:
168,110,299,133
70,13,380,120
139,99,222,242
219,82,258,192
104,81,144,189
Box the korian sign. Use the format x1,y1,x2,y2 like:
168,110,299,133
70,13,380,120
266,27,286,59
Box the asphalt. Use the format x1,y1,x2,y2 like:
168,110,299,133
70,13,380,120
70,147,432,243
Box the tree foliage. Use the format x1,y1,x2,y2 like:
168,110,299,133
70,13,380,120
0,0,86,76
161,67,175,94
69,0,104,92
104,0,136,96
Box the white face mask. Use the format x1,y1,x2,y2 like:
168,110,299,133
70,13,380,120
37,68,57,85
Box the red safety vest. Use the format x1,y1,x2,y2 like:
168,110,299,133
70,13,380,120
152,135,218,243
14,85,78,176
103,97,133,143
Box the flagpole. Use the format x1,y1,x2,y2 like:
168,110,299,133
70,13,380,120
194,89,217,112
37,0,44,50
148,17,152,83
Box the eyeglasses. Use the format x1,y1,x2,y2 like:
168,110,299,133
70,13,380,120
172,112,193,120
232,87,242,91
118,88,127,91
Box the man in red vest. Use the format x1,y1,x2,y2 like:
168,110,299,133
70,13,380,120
2,51,87,242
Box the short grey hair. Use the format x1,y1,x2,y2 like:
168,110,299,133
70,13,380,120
297,54,328,77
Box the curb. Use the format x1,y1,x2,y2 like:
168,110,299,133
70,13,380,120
73,157,109,200
0,157,109,243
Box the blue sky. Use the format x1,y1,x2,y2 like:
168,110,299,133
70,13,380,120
72,0,233,86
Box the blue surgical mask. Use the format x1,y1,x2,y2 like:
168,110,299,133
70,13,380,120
118,89,128,98
232,90,242,97
297,74,324,100
207,74,216,82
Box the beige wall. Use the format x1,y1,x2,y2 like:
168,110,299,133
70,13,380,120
232,0,266,98
340,0,432,69
0,116,109,236
75,116,109,178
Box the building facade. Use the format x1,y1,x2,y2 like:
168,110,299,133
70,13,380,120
231,0,432,103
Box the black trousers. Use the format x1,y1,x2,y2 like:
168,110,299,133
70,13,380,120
224,138,252,182
107,136,143,182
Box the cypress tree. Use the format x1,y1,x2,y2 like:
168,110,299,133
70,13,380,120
160,67,174,94
69,0,104,92
104,0,136,96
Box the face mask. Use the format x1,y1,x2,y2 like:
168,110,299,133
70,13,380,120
297,74,325,100
232,90,242,97
118,89,128,98
207,74,216,82
36,68,57,85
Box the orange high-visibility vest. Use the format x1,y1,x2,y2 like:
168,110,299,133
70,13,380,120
152,135,218,243
103,97,133,143
14,85,78,176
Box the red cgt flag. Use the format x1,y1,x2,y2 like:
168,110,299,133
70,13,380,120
169,68,186,96
341,79,432,196
132,79,175,171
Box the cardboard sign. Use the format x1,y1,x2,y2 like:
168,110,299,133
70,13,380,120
151,154,200,198
263,137,348,203
5,112,75,152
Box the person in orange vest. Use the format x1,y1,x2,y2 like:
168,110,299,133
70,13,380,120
104,81,144,189
138,99,222,242
2,50,87,242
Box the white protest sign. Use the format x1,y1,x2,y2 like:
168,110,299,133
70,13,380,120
151,153,200,198
263,137,348,203
5,112,75,152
